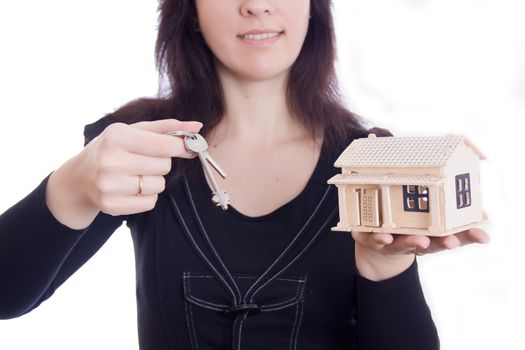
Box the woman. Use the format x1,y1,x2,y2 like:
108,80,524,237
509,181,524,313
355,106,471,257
0,0,489,349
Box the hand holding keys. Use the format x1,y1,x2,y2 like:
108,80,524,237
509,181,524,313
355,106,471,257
167,131,230,210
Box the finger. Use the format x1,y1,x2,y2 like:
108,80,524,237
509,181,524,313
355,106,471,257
419,235,461,255
100,151,174,176
97,175,166,196
131,119,203,134
106,124,193,158
420,228,489,255
370,232,394,245
352,231,393,250
99,194,159,215
424,235,460,255
124,154,174,175
424,230,487,255
134,175,166,196
455,228,490,245
384,234,430,255
118,152,190,176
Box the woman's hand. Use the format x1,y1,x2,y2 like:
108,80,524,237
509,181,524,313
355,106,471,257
352,227,490,281
46,119,203,230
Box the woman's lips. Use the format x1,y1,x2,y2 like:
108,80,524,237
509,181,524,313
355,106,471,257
237,30,284,44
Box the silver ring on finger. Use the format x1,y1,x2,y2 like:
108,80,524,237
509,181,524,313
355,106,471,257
137,175,144,197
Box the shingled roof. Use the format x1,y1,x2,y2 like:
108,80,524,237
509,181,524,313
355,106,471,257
334,134,485,168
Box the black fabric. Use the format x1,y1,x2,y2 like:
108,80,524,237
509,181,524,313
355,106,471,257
0,119,439,350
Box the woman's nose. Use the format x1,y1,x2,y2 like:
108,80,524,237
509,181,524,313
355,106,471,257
240,0,274,17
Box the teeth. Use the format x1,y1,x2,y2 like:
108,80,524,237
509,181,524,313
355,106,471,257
241,32,280,40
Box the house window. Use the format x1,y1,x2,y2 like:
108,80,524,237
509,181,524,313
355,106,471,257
456,173,471,209
403,185,429,212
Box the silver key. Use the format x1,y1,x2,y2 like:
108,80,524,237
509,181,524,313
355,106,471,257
183,133,230,210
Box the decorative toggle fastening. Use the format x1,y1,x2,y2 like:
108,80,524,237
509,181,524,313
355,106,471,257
225,304,261,316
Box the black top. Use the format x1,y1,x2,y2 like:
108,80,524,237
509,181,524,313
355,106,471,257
0,119,440,350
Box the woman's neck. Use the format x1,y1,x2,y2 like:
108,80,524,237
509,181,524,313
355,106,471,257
210,67,310,147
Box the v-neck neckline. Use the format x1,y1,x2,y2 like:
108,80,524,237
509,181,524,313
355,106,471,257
192,136,330,222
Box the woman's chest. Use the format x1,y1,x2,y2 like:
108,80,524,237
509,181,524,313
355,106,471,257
208,141,321,217
131,187,357,349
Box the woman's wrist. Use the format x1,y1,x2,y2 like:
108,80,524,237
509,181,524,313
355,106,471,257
355,243,415,282
45,152,100,230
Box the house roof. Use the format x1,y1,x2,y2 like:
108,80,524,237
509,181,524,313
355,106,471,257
334,134,485,168
328,173,445,186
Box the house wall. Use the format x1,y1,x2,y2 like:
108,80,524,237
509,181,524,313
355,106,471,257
341,184,434,230
443,144,483,231
390,185,431,229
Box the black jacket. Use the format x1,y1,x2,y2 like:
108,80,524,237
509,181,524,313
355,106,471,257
0,118,439,350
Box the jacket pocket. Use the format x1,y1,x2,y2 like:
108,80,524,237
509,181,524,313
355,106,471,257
182,272,307,350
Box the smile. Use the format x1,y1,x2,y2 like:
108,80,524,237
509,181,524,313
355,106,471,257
238,31,283,41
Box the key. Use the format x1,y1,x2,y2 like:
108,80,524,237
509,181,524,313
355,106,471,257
167,131,227,178
182,133,230,210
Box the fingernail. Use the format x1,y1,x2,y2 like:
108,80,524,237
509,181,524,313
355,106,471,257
373,236,383,244
373,236,388,245
447,241,460,249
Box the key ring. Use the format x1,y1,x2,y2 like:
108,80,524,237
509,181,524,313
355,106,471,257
166,130,196,138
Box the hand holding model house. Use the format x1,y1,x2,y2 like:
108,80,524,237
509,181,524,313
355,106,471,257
328,134,490,278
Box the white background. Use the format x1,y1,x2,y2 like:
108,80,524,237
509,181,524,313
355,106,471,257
0,0,523,349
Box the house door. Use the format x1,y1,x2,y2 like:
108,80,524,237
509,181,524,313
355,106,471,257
359,189,381,227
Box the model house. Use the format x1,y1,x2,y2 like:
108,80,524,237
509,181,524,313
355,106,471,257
328,134,485,236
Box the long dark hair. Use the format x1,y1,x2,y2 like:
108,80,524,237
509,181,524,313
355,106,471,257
85,0,373,178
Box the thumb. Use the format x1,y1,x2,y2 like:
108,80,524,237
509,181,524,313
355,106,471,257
131,118,203,134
